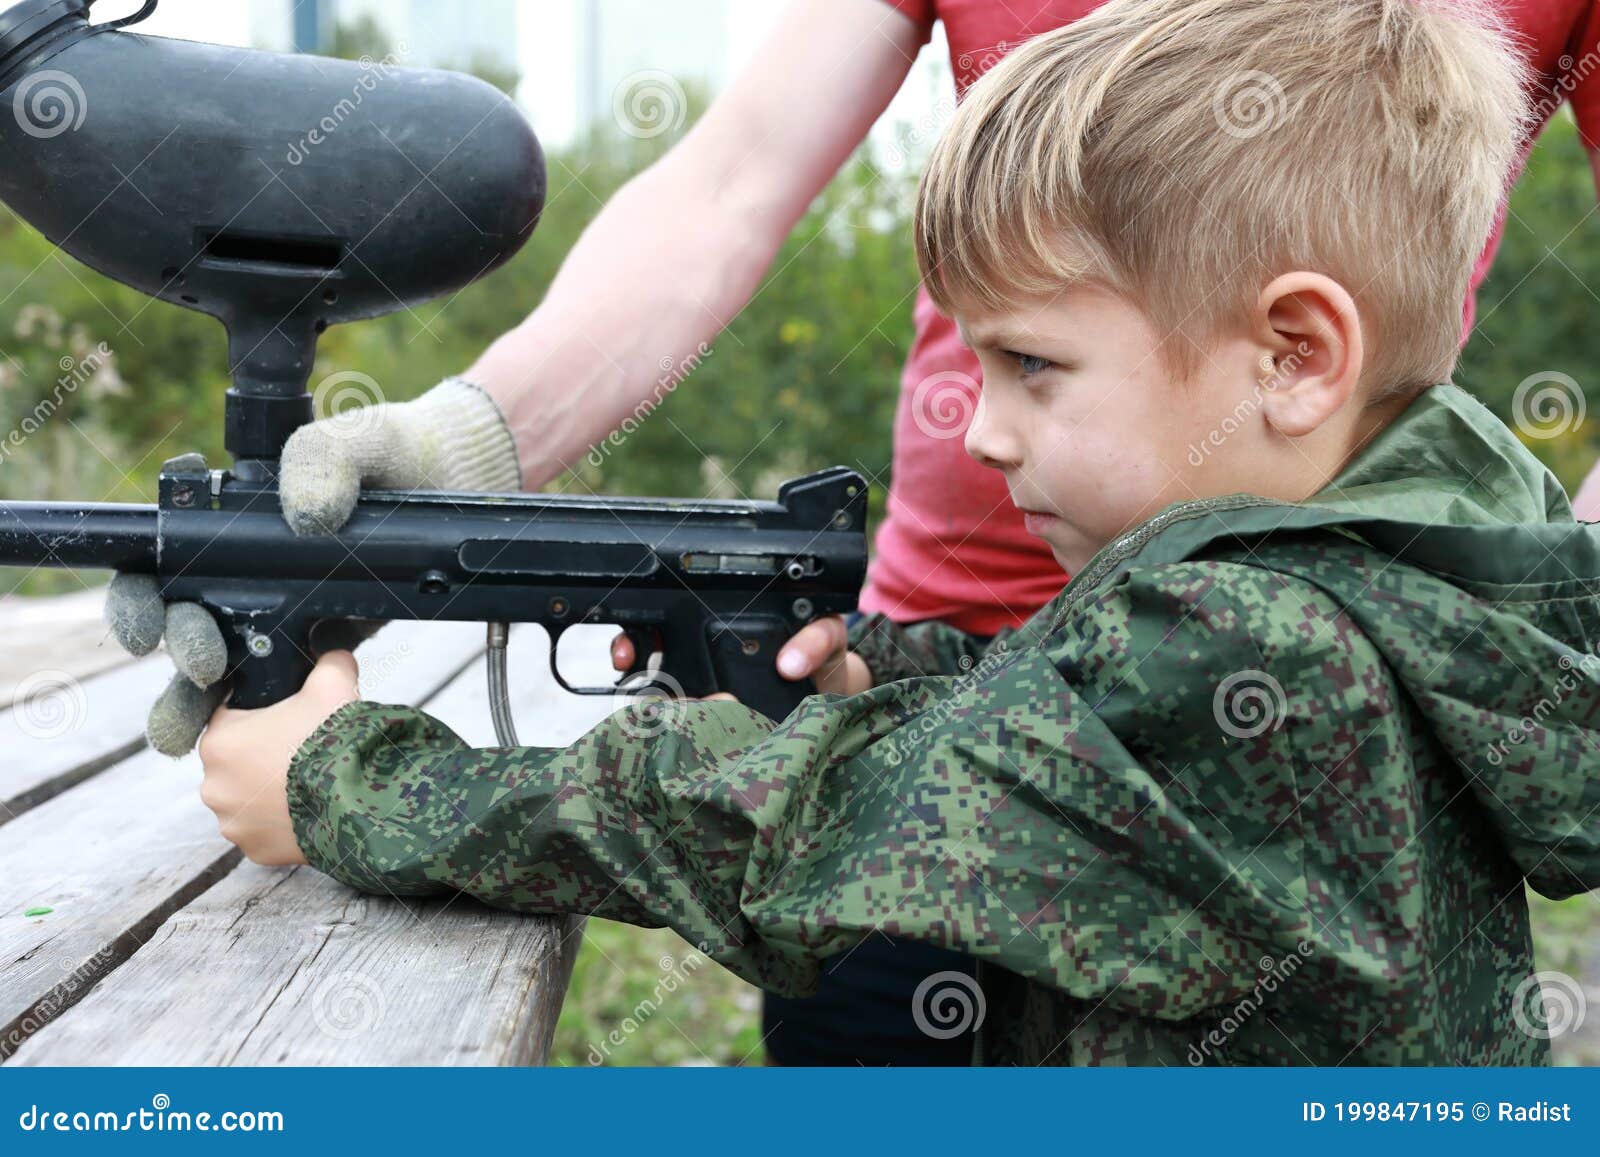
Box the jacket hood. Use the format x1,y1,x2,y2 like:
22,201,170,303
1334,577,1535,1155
1114,383,1600,898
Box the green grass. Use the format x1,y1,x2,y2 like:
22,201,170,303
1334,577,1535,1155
550,920,765,1067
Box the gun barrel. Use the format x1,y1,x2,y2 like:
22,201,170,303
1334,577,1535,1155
0,502,159,571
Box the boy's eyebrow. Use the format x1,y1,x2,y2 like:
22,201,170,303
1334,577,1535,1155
959,321,1047,351
956,321,1011,350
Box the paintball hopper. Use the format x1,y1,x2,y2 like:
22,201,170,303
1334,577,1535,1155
0,0,545,473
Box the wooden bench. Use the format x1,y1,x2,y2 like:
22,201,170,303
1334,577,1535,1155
0,606,620,1065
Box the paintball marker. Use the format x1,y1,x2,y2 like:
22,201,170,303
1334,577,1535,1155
0,0,867,730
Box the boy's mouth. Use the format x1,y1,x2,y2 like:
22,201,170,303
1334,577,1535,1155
1018,508,1060,536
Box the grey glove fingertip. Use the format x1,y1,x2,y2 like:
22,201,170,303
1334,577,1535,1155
279,444,361,536
165,602,229,688
104,572,164,656
147,672,227,758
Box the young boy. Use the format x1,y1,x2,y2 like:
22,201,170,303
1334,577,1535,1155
197,0,1600,1065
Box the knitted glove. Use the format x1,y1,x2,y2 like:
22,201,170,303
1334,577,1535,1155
278,376,522,535
105,377,522,756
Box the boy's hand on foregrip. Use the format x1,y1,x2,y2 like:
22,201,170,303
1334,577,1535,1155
277,377,522,536
608,613,872,700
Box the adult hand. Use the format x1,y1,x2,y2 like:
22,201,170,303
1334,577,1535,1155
103,377,522,756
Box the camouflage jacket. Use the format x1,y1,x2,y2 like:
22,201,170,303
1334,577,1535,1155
287,383,1600,1065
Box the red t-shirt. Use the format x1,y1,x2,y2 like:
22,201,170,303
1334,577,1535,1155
862,0,1600,634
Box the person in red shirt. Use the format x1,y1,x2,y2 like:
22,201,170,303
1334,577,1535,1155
158,0,1600,1063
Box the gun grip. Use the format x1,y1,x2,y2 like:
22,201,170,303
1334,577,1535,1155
221,619,317,710
706,616,815,723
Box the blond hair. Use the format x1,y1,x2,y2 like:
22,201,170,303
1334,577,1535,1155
915,0,1532,399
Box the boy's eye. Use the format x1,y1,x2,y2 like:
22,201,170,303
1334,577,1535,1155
1007,351,1053,376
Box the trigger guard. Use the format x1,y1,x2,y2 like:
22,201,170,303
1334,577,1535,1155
549,625,665,698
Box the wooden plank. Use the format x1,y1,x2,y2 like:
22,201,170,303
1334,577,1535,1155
10,863,586,1066
0,620,487,1060
0,586,134,708
0,654,165,827
5,622,620,1065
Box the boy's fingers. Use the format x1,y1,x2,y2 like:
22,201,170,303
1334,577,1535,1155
610,632,634,672
306,648,361,700
776,615,849,681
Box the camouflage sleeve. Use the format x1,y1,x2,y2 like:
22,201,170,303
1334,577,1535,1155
286,561,1345,1016
847,611,1013,682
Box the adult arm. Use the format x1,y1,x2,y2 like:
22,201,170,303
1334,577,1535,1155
468,0,927,486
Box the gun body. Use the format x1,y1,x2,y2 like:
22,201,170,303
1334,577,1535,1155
0,460,868,722
0,2,869,725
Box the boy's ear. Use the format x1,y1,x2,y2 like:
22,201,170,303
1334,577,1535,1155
1252,272,1365,438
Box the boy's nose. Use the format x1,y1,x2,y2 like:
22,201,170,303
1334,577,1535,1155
964,390,1024,471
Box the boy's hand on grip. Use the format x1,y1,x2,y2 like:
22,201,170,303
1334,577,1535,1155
608,613,871,701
